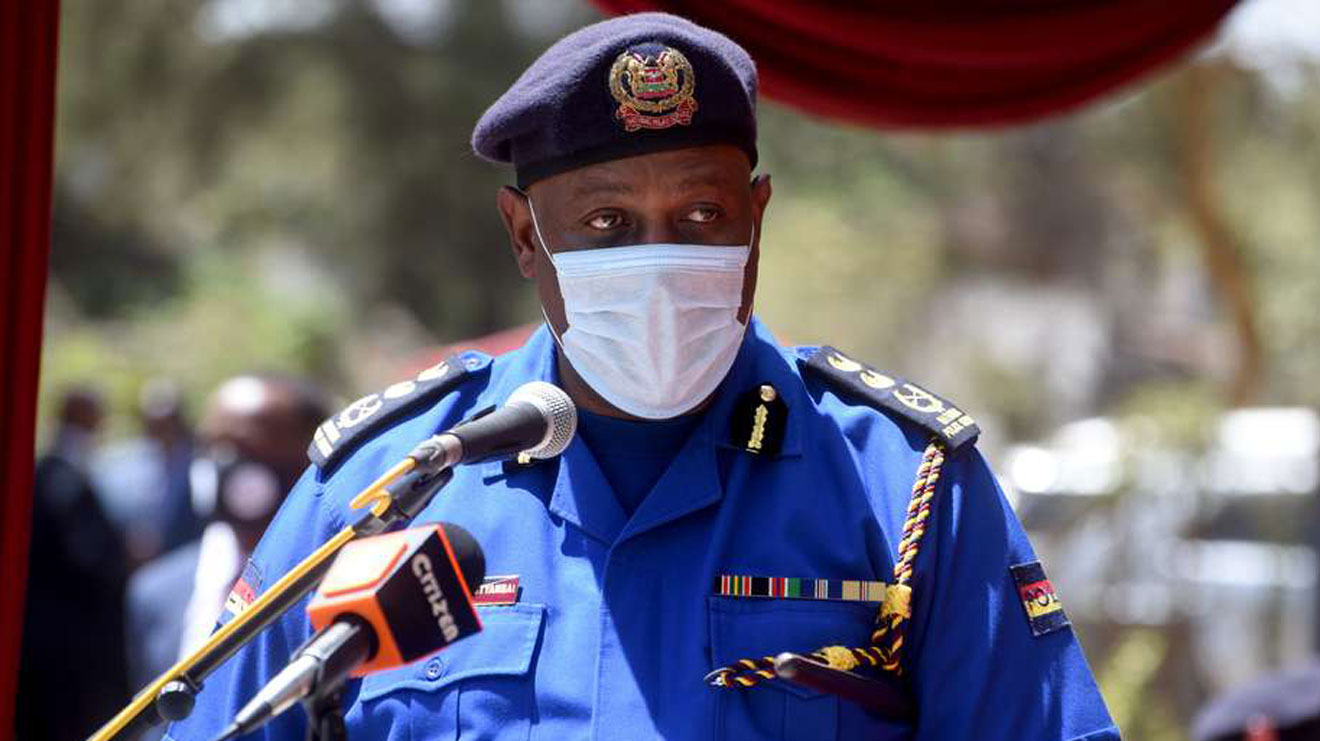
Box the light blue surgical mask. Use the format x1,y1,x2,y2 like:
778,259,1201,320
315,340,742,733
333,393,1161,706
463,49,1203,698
528,199,753,419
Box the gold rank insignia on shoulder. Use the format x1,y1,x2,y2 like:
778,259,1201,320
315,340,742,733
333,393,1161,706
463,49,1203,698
728,383,786,456
801,346,980,450
307,353,492,474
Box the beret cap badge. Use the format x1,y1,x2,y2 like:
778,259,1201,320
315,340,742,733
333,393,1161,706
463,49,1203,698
608,45,698,132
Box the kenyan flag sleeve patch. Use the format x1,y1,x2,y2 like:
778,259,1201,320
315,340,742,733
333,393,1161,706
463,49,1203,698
219,559,263,627
1009,560,1070,637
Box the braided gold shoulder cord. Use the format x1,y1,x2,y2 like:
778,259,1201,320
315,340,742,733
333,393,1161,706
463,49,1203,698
705,439,947,688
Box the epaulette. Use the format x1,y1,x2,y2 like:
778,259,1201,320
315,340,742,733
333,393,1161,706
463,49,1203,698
800,346,980,450
308,353,492,473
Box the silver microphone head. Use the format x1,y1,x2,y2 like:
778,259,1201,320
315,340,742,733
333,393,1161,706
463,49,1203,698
508,381,576,459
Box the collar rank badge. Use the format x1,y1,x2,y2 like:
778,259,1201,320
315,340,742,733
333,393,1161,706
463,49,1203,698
473,575,520,606
728,384,786,456
1010,561,1070,637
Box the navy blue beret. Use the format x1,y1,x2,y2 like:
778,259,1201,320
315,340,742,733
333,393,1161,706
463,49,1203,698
472,12,758,188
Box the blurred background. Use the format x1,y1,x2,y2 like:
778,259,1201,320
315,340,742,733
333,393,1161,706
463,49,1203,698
31,0,1320,738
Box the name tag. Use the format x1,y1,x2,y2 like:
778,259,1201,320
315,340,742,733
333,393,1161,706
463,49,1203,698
473,574,520,606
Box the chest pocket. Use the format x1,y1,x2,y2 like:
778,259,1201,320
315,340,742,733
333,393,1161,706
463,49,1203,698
709,596,907,741
354,603,545,741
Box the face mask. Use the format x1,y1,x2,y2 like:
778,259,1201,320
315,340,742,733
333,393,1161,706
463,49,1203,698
190,448,285,525
528,200,753,419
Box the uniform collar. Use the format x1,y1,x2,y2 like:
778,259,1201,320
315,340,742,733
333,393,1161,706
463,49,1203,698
547,399,723,546
482,317,805,545
481,317,804,458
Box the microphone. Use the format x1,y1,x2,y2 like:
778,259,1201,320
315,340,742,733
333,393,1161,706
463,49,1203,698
214,524,485,741
407,381,577,473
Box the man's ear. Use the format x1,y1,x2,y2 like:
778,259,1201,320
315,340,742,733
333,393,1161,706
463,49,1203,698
497,186,538,279
737,174,771,324
750,173,772,232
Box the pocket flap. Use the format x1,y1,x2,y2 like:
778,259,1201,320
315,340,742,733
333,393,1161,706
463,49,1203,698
360,603,545,701
708,596,874,700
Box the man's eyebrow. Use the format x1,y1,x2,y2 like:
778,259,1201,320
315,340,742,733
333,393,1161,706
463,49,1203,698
570,177,636,199
673,170,733,192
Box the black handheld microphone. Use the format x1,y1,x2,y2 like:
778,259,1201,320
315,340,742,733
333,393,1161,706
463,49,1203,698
407,381,576,473
213,524,485,741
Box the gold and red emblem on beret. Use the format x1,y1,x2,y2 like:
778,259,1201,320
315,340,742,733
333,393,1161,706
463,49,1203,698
608,45,698,132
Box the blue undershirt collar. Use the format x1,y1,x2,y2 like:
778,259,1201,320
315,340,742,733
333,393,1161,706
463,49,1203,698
574,408,703,517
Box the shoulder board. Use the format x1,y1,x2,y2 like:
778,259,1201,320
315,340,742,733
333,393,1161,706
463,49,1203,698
308,353,492,473
800,346,980,450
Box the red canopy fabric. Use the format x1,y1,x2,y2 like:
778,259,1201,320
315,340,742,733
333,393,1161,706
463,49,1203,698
590,0,1240,127
0,3,60,739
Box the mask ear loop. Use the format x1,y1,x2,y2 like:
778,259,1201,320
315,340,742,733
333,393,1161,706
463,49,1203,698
515,188,568,348
744,174,763,322
740,220,757,325
515,187,557,267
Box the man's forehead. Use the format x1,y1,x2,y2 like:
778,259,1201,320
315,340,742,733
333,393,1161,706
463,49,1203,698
530,145,751,201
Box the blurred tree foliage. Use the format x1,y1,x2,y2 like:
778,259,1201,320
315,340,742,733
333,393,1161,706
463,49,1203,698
755,59,1320,446
43,0,1320,446
45,0,595,427
53,0,588,328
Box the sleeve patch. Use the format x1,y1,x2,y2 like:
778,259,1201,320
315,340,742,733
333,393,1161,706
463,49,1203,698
219,559,264,627
800,346,980,449
1010,561,1070,637
307,352,492,474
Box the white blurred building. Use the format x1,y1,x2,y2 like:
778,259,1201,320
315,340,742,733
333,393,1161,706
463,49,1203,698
1003,407,1320,694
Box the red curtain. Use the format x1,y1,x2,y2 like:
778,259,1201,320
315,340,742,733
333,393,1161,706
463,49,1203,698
591,0,1239,127
0,3,61,740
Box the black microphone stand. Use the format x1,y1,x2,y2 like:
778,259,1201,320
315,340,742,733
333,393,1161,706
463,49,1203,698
303,681,348,741
291,617,373,741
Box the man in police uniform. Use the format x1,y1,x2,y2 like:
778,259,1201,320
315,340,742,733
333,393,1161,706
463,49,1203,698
168,13,1119,741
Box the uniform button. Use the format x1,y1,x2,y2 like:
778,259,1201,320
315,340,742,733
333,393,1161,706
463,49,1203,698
424,658,444,680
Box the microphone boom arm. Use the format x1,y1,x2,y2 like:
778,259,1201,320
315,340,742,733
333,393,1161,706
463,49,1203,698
86,463,453,741
89,380,576,741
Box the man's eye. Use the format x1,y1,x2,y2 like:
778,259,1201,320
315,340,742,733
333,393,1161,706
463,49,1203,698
586,213,624,230
686,206,721,223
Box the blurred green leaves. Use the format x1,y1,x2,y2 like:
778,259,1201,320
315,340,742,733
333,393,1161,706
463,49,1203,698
40,247,343,441
44,0,1320,439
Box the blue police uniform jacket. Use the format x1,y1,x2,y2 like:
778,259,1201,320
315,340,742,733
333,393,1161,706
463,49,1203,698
166,318,1119,741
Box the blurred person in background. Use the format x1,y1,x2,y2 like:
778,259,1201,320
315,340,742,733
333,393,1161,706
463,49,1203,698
125,373,331,707
1192,661,1320,740
18,385,130,741
95,379,201,567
